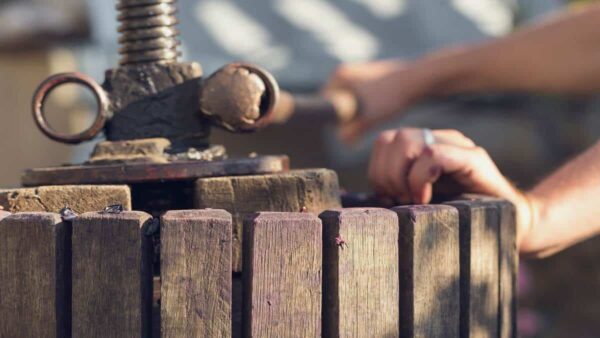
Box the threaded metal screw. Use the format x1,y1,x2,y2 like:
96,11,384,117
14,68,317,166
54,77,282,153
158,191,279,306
117,0,181,65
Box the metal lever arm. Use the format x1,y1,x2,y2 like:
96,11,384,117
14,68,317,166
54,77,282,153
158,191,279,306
271,89,360,126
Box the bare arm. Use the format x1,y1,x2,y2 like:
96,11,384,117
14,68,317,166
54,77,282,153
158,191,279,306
327,5,600,141
522,141,600,258
368,128,600,258
434,4,600,95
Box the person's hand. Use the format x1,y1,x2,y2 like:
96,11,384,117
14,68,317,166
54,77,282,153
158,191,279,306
368,127,536,243
368,127,521,203
323,60,433,143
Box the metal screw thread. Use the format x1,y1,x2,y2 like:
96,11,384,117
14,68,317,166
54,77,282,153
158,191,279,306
117,0,181,65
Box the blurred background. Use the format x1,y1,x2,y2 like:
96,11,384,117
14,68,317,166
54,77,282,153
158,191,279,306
0,0,598,336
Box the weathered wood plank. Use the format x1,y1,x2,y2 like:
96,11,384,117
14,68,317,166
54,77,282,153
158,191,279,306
243,212,322,338
320,208,399,337
22,155,289,187
0,185,131,213
392,205,460,338
451,195,518,338
457,196,517,338
0,213,70,338
161,210,232,337
496,200,517,338
446,200,500,338
72,211,153,338
196,169,341,272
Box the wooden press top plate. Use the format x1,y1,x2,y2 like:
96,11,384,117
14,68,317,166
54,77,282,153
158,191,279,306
21,155,289,187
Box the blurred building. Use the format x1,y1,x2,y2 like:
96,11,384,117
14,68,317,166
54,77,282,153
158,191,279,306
0,0,89,188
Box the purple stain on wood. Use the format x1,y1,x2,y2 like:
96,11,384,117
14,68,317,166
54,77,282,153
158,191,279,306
335,235,348,250
195,308,204,318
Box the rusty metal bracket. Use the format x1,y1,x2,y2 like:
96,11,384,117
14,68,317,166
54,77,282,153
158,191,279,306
31,0,282,149
199,63,280,133
23,0,297,187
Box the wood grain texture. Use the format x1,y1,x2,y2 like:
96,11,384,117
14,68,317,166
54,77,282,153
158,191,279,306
161,210,232,338
496,200,517,338
196,169,341,272
320,208,399,338
0,212,70,338
392,205,460,338
0,185,131,213
446,200,500,338
451,195,518,338
458,196,517,338
243,212,322,338
72,211,153,338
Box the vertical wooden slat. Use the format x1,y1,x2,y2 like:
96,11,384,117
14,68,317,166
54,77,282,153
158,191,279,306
451,196,518,338
320,208,399,337
243,212,322,338
470,197,517,338
496,200,517,338
0,212,70,338
72,211,153,338
161,210,232,337
392,205,460,337
446,200,500,338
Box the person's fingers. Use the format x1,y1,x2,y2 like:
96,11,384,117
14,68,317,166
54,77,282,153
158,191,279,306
432,129,476,148
385,128,421,203
368,130,397,197
379,133,407,200
323,64,355,94
376,131,404,197
369,128,481,202
380,129,474,202
408,143,481,204
319,65,351,97
367,128,476,200
407,146,443,204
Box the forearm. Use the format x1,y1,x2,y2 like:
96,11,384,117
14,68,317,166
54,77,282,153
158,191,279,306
406,4,600,99
519,141,600,258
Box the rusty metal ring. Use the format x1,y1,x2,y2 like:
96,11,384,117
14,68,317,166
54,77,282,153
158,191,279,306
32,72,109,144
229,62,280,131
